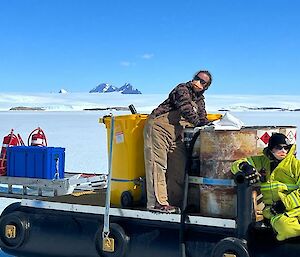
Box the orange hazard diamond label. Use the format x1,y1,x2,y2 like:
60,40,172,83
260,132,271,145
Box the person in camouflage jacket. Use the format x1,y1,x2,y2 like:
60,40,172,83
144,70,212,213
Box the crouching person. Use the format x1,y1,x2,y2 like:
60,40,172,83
231,133,300,241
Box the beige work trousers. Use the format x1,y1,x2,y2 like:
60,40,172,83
144,112,188,208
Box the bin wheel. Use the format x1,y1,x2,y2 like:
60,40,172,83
0,211,30,249
121,191,133,208
95,223,130,257
211,237,249,257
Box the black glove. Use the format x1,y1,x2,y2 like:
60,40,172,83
196,121,213,127
270,200,286,215
238,162,260,185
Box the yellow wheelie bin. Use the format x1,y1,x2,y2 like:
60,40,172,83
100,114,148,207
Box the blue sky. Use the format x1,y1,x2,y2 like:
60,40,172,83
0,0,299,94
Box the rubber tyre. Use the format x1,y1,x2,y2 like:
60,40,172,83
95,223,130,257
211,237,249,257
121,191,133,208
1,202,21,217
0,211,30,249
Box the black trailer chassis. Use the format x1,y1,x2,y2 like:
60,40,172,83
1,184,300,257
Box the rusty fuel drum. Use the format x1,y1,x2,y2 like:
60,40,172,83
189,126,297,219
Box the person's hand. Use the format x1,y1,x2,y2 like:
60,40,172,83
270,200,286,215
238,162,260,185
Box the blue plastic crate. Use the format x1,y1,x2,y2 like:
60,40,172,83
7,146,65,179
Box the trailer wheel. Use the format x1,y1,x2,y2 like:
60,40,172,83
211,237,249,257
121,191,133,208
95,223,130,257
0,211,30,249
1,202,21,217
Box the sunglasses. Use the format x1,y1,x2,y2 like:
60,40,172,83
273,145,291,151
194,75,209,86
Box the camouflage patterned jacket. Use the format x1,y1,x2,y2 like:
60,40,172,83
150,81,208,126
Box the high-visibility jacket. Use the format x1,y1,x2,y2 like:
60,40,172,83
231,145,300,218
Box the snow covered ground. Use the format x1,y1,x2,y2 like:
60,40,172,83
0,92,300,256
1,92,300,173
1,92,300,112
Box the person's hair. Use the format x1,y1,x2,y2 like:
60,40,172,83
193,70,213,87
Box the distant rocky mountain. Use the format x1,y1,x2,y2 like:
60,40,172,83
10,106,45,111
59,89,68,94
118,83,142,94
89,83,142,94
89,83,118,93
